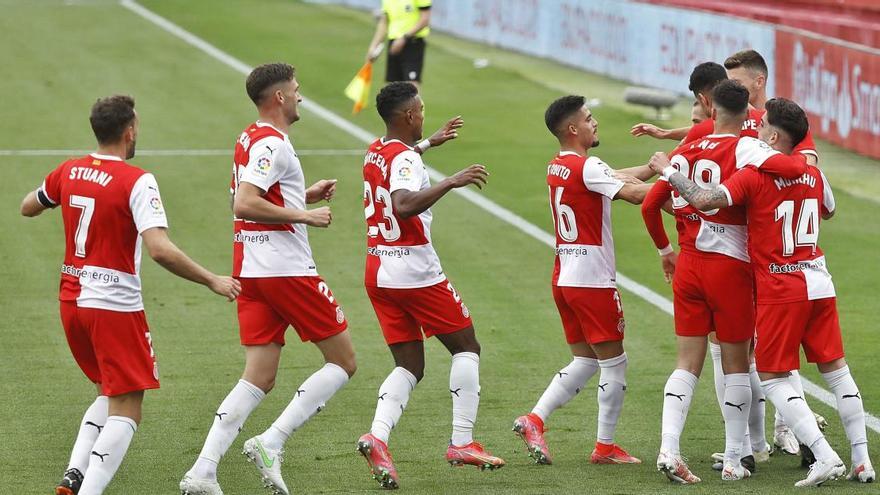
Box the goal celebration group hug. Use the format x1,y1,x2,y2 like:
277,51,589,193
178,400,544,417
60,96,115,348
22,52,873,495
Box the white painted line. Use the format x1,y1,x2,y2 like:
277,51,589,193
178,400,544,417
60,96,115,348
122,0,879,432
0,149,363,157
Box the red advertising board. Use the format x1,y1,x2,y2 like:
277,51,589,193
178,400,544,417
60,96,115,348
776,29,880,159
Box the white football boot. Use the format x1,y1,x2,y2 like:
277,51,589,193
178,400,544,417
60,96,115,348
848,459,876,483
795,457,846,487
242,436,290,495
721,461,751,481
774,424,800,455
657,450,701,484
179,474,224,495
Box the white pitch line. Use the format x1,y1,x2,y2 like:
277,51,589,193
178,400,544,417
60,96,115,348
0,149,363,157
122,0,879,433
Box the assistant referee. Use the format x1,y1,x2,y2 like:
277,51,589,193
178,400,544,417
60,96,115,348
365,0,432,88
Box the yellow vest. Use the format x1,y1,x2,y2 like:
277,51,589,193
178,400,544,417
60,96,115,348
383,0,431,40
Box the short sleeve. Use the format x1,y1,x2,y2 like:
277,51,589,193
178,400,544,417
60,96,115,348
683,119,713,144
735,137,780,170
129,173,169,233
794,128,819,158
818,169,836,215
389,150,425,193
37,163,66,208
719,167,761,207
239,136,285,193
416,0,432,8
583,157,624,199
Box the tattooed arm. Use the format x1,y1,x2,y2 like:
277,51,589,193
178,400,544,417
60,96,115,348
646,152,730,212
667,173,729,211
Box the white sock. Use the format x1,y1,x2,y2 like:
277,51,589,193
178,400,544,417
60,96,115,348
450,352,480,447
596,353,627,445
67,396,109,474
776,370,808,429
822,366,869,465
660,369,698,455
262,363,350,451
762,377,837,462
531,356,599,421
371,367,417,444
722,373,751,463
190,379,265,480
709,343,724,409
748,364,768,451
78,416,137,495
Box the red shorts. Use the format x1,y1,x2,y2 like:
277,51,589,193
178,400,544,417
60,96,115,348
366,280,472,345
754,298,845,373
237,276,348,346
60,301,159,397
672,253,755,343
553,286,625,345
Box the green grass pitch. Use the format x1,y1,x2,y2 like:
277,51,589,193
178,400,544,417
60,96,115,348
0,1,878,493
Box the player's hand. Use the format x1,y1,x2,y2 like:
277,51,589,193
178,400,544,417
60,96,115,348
447,164,488,189
426,116,464,149
390,37,406,55
305,206,332,227
209,275,241,302
648,152,672,175
661,251,678,284
614,173,643,185
307,179,337,203
631,123,669,139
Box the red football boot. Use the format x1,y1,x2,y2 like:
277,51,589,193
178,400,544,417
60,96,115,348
357,433,400,489
590,442,642,464
512,413,552,464
446,441,506,470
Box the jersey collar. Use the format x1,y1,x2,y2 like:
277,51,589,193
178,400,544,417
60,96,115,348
255,120,288,137
706,133,738,138
89,152,123,161
380,137,414,150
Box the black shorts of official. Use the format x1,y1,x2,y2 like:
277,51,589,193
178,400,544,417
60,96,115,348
386,37,426,83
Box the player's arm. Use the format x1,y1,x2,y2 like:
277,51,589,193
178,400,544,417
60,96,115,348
305,179,337,204
141,228,240,301
648,152,728,211
405,5,431,39
819,169,836,220
366,11,388,62
613,164,655,181
614,183,651,204
641,180,677,282
20,190,51,217
415,116,464,155
234,182,331,227
392,164,487,218
736,137,806,179
630,123,690,141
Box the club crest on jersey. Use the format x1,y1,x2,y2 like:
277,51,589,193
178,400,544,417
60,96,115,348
336,307,345,324
461,304,470,318
617,318,626,333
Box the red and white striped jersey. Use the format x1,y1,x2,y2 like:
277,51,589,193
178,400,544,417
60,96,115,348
721,165,836,304
38,153,168,312
363,138,444,288
547,152,624,288
685,108,818,159
231,121,317,278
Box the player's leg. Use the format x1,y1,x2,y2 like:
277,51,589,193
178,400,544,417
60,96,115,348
255,278,354,458
435,326,505,470
57,303,106,495
513,287,599,465
660,335,706,455
183,283,281,492
358,286,423,489
805,299,873,482
78,391,143,495
756,301,844,487
708,333,724,409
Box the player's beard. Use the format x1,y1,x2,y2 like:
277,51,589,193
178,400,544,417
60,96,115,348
591,139,600,148
126,139,137,159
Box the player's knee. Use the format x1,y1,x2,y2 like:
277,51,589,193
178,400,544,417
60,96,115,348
336,356,357,378
252,377,275,394
410,366,425,382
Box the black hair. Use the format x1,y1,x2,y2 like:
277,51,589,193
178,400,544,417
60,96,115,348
688,62,728,97
246,63,295,105
765,98,809,146
544,95,585,137
376,82,419,123
89,95,136,145
724,49,769,77
711,80,750,116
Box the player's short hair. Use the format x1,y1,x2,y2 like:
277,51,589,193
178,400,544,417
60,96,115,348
544,95,585,137
376,81,419,123
724,49,768,76
89,95,136,145
688,62,727,96
711,80,749,116
246,63,295,105
765,97,809,146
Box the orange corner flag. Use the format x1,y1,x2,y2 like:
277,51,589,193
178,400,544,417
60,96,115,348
344,62,373,114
